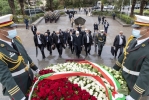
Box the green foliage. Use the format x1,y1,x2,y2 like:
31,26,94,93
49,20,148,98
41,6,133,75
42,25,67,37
92,11,113,16
13,13,44,23
92,10,134,24
134,9,149,15
0,0,11,15
116,14,134,24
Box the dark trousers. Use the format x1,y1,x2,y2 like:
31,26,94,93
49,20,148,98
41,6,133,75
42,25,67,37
56,43,63,55
85,43,91,55
74,45,81,58
26,24,29,29
47,42,52,54
69,41,74,53
115,45,123,58
32,31,36,35
38,44,45,58
98,44,104,56
98,20,101,24
104,27,108,33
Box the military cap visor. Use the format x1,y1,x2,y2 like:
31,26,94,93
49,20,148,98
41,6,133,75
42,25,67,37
131,24,141,28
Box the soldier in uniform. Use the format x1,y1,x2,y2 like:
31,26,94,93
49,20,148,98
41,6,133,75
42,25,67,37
113,15,149,100
0,14,39,100
95,30,106,57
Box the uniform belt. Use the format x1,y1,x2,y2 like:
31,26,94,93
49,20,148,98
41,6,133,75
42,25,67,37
12,66,29,77
123,66,140,76
98,40,104,42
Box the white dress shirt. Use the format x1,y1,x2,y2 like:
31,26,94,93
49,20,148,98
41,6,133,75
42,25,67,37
71,35,73,41
119,35,123,45
57,35,60,43
136,37,149,46
86,34,89,43
37,35,42,44
0,38,13,47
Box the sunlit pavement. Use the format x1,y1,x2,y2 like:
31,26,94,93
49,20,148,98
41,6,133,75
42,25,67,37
0,11,148,100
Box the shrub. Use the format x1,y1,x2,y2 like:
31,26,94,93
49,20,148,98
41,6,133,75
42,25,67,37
13,13,44,24
116,14,134,24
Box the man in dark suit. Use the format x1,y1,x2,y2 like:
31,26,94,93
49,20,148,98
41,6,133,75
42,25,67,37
46,29,50,35
113,31,126,58
102,16,105,24
44,32,53,55
53,31,65,58
67,31,74,54
93,22,98,32
104,20,109,33
0,14,39,100
73,31,82,58
83,28,93,56
98,15,101,24
31,24,37,35
34,32,46,59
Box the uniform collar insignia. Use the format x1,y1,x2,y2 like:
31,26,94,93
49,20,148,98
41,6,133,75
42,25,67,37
0,44,5,47
9,52,15,57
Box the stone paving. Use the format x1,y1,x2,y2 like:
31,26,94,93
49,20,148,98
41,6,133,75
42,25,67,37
0,11,148,100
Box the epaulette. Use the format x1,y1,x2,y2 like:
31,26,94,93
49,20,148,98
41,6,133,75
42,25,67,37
15,36,22,44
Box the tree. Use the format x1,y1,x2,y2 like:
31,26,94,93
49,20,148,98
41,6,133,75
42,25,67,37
46,0,53,11
18,0,25,15
8,0,16,15
101,0,108,11
130,0,136,17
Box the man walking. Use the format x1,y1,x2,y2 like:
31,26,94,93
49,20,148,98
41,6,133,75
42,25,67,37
93,30,99,52
82,29,93,56
24,18,29,29
113,15,149,100
104,20,109,33
73,31,82,58
34,32,46,59
98,15,101,24
53,31,65,58
31,24,37,35
0,14,39,100
102,16,105,24
95,30,106,57
113,31,126,58
44,32,53,55
93,22,98,32
67,31,74,54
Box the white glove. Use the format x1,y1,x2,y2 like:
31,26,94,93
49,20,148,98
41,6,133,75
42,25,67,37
36,69,40,74
126,95,135,100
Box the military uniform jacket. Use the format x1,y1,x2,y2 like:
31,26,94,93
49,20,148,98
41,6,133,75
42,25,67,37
0,37,38,100
95,33,106,44
113,37,149,100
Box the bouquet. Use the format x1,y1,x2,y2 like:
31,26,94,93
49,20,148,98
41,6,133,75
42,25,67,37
28,60,128,100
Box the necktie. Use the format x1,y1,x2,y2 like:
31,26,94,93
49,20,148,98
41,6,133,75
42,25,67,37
11,42,19,52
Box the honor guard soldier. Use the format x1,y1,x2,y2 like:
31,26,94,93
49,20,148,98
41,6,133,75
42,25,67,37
95,30,106,57
0,14,39,100
113,15,149,100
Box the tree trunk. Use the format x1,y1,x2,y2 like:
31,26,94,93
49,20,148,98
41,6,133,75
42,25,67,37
18,0,25,15
139,0,145,15
101,3,104,11
130,0,136,17
8,0,16,15
49,0,53,11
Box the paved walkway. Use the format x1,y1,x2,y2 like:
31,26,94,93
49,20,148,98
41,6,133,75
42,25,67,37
0,11,148,100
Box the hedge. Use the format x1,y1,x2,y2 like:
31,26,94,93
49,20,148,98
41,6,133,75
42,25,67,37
92,11,134,24
13,13,44,24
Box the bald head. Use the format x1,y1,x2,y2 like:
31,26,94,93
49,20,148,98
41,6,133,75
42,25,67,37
56,31,59,34
119,31,123,35
36,31,40,35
